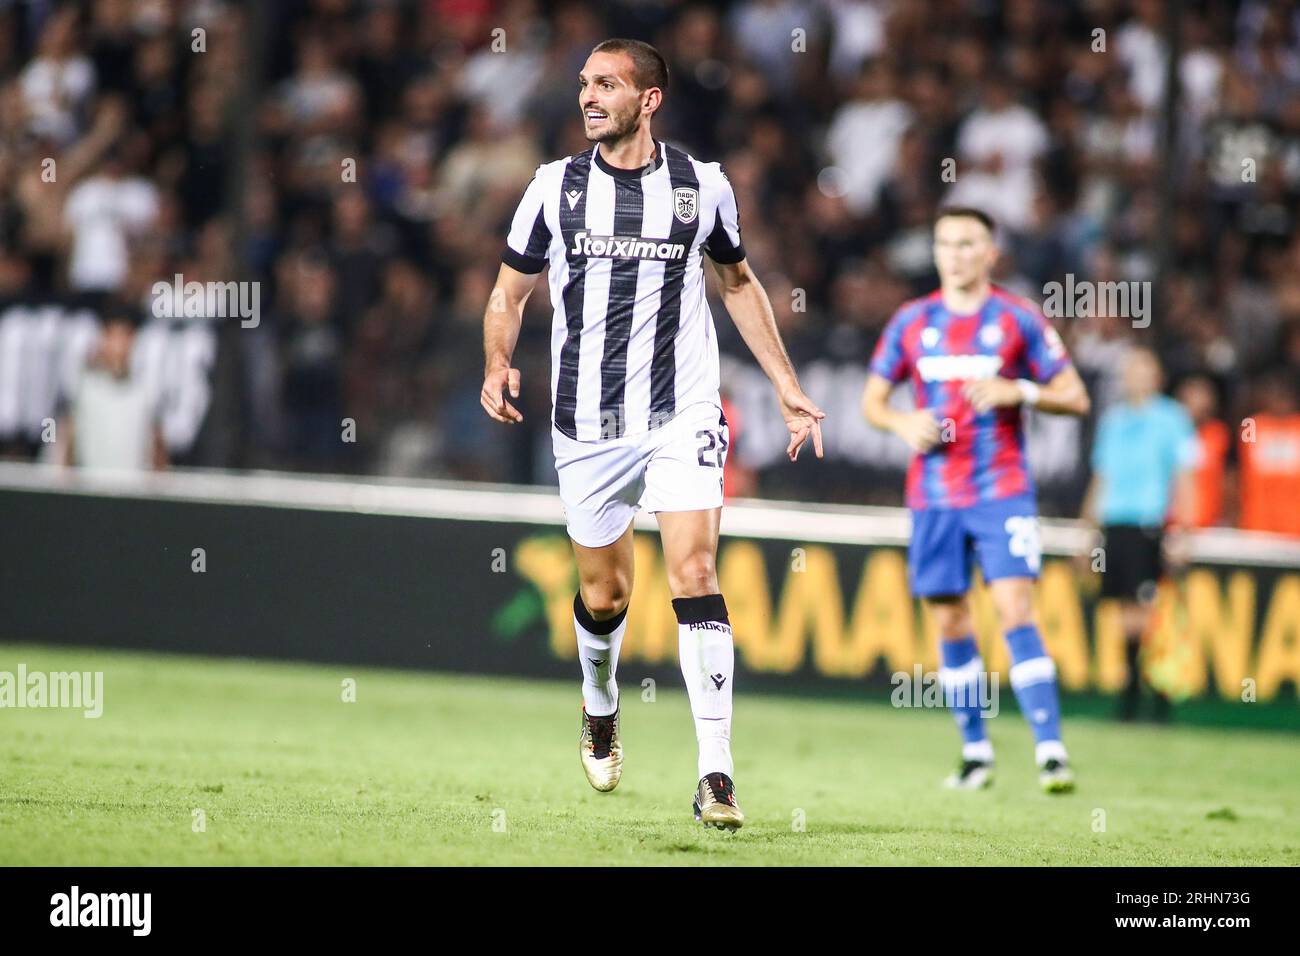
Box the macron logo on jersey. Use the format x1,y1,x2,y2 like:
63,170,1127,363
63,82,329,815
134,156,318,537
916,354,1005,382
569,231,688,261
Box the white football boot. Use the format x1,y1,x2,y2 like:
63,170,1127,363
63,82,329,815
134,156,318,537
692,772,744,830
943,759,995,790
578,706,622,792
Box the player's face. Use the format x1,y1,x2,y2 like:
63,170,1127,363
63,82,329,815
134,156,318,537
578,52,645,144
98,321,135,378
933,217,997,290
1122,350,1162,401
1176,379,1214,421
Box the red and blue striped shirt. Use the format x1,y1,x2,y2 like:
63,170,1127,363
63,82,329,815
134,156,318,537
869,286,1071,510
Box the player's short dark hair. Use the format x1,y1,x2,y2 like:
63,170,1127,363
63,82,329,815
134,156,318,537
1125,344,1161,366
100,300,142,329
591,38,668,96
934,206,996,235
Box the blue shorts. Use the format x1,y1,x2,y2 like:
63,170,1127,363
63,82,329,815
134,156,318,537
908,493,1042,598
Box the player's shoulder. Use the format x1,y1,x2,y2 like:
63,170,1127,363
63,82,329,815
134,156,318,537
888,290,942,329
990,284,1047,323
1154,393,1192,423
1094,403,1120,435
663,142,731,191
992,286,1069,358
533,153,583,185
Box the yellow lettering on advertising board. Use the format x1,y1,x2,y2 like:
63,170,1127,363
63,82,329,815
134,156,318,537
1185,570,1255,696
844,550,916,678
514,535,578,659
1256,574,1300,698
517,533,1297,702
622,534,678,664
1034,561,1090,691
716,539,776,669
774,546,843,675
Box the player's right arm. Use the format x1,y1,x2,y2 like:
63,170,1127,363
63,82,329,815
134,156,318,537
482,164,553,425
481,262,541,424
861,305,940,453
964,305,1090,416
862,374,941,453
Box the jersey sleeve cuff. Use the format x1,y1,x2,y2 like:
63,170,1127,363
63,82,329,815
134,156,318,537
868,362,901,383
502,247,546,274
1036,357,1071,383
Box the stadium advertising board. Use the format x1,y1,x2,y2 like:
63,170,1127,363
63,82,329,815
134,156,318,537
508,530,1300,704
2,468,1295,709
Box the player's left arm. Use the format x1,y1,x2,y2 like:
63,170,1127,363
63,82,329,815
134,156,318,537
709,257,824,461
1162,461,1200,571
1036,365,1091,415
964,364,1091,416
703,164,823,460
964,309,1091,416
1169,470,1197,527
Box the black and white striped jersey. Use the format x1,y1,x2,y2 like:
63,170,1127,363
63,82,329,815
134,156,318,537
502,141,745,442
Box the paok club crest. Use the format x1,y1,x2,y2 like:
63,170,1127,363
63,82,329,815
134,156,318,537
673,187,698,224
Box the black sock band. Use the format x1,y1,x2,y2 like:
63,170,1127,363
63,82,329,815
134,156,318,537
671,593,729,625
573,592,628,635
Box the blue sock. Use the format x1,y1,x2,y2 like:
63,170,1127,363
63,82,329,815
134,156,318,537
1006,624,1065,761
939,635,989,752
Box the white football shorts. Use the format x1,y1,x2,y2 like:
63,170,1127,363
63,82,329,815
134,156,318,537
551,399,730,548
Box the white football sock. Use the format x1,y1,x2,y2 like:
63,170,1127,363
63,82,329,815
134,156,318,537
674,595,734,779
963,740,995,762
1035,739,1068,767
573,594,627,717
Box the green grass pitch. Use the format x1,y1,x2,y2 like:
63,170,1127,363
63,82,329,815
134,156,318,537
1,643,1296,865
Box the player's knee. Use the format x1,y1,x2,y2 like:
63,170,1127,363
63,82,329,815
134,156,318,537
667,552,717,598
928,599,971,639
936,616,972,640
991,589,1034,630
998,608,1034,631
579,583,631,620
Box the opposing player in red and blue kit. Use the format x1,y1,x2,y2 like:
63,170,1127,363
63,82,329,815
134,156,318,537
862,207,1090,793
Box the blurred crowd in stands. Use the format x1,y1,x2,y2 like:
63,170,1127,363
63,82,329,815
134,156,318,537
0,0,1298,533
